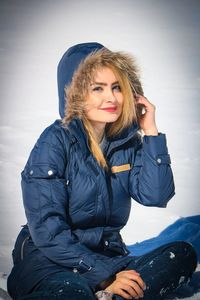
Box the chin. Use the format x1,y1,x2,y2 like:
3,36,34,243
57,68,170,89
105,116,120,123
88,113,121,125
99,113,120,123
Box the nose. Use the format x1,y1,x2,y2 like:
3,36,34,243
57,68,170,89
105,88,117,103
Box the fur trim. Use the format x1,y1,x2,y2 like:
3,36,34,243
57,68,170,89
63,48,143,122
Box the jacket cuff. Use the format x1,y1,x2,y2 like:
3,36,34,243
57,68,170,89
142,133,171,165
80,260,112,290
95,274,116,291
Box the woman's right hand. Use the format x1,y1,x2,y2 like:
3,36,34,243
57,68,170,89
105,270,146,299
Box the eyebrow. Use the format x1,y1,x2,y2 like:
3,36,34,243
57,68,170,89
90,81,119,86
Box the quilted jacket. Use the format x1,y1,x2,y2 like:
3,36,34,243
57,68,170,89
7,43,175,297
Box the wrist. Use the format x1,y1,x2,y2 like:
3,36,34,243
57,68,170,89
143,127,158,136
95,274,116,291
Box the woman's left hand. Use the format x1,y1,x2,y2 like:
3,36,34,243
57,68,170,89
136,95,158,136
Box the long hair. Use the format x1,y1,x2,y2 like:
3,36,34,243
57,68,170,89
62,48,143,168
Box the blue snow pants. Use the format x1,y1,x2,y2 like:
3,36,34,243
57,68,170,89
16,241,197,300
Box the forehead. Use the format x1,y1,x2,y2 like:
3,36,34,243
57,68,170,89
92,67,118,82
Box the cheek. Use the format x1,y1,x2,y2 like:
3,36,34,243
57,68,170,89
84,106,100,120
85,104,99,114
85,98,103,111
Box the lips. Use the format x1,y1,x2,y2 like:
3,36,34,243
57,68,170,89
100,107,117,112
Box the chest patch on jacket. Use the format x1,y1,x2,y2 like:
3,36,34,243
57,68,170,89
111,163,131,173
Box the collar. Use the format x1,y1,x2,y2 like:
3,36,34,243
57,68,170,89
105,122,139,157
66,117,139,159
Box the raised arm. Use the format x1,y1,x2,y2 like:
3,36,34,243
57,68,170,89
129,96,175,206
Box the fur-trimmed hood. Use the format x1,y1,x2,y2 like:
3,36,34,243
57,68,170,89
57,42,104,118
57,42,143,119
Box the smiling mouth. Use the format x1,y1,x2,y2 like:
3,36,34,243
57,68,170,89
100,107,117,112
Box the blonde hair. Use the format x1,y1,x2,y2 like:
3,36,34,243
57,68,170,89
62,48,143,169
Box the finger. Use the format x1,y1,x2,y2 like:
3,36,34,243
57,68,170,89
136,96,154,107
121,271,146,290
133,275,146,291
119,278,144,298
121,270,141,276
122,284,139,299
128,280,144,298
115,285,135,299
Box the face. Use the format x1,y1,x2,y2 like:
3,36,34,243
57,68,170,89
84,67,124,131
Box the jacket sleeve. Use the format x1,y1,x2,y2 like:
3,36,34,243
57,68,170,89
21,123,129,289
129,133,175,207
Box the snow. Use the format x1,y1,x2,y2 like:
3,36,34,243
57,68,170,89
121,203,180,244
169,252,176,259
0,274,11,299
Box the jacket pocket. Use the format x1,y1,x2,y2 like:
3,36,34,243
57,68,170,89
111,169,131,198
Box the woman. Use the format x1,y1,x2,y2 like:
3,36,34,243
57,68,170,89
7,42,197,300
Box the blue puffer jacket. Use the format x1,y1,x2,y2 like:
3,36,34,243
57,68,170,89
7,43,175,297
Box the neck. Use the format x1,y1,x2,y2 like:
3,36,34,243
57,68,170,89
90,121,106,143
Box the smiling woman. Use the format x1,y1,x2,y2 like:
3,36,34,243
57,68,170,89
62,48,142,169
85,67,124,143
7,42,197,300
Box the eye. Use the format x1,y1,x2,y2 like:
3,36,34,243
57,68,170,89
112,84,121,92
92,86,103,92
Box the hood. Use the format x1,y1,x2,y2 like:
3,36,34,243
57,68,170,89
57,42,104,119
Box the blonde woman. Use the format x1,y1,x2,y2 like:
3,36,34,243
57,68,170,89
8,43,197,300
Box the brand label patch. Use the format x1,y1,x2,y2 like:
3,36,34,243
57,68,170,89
111,164,131,173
